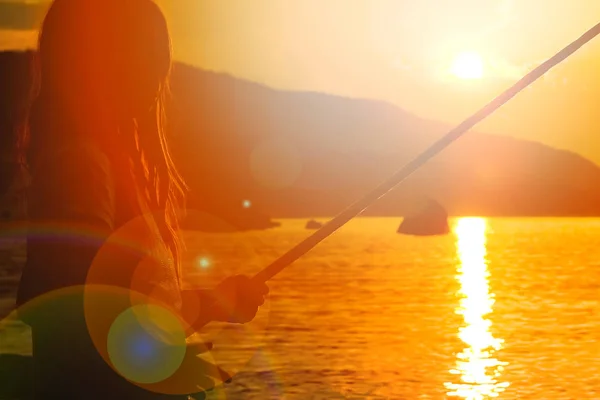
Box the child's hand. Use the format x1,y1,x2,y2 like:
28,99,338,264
210,275,269,324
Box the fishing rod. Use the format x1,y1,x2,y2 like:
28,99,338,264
252,21,600,284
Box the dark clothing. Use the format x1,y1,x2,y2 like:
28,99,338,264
16,140,185,399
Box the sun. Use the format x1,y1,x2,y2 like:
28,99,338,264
451,51,484,80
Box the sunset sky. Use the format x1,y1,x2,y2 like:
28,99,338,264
2,1,600,164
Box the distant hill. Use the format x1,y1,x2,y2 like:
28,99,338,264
2,50,600,218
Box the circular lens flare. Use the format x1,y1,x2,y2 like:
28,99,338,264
107,304,187,384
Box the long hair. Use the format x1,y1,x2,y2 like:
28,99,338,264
18,0,188,281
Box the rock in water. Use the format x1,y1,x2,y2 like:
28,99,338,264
305,219,323,230
398,199,450,236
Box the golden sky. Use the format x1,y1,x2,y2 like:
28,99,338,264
2,1,600,164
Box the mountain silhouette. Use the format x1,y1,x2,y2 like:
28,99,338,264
2,50,600,219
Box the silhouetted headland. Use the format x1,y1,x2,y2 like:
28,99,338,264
3,50,600,219
179,206,281,232
397,199,450,236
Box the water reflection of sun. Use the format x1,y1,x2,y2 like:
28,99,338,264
445,217,509,399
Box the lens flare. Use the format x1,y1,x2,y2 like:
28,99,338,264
107,304,187,384
7,210,272,396
197,257,211,269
